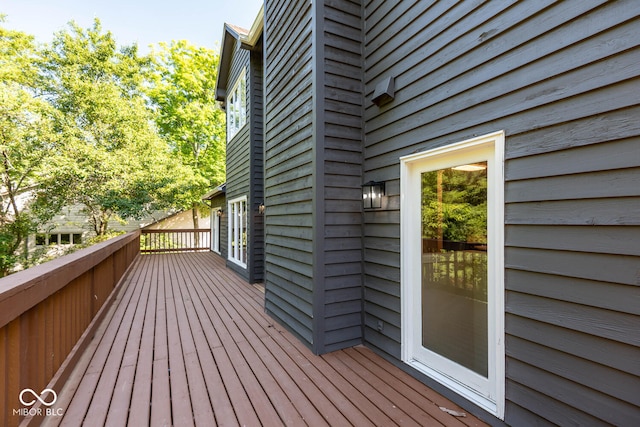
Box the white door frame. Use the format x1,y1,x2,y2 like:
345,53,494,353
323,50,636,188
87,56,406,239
400,131,505,419
211,208,221,254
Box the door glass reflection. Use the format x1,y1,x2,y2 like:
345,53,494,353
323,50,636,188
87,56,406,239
421,162,488,377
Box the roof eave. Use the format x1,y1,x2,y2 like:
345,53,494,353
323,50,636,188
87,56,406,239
214,6,263,102
214,24,244,102
202,183,227,201
240,5,264,50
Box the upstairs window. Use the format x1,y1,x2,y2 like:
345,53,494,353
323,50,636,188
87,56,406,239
227,69,247,140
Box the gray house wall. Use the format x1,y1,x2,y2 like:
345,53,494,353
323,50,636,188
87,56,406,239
264,0,316,347
264,0,364,353
314,0,364,353
361,1,640,425
225,45,251,281
223,34,265,284
249,35,265,283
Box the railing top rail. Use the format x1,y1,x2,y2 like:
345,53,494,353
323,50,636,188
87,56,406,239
141,228,211,233
0,230,140,328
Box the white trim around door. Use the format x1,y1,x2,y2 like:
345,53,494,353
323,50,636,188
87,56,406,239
400,131,505,419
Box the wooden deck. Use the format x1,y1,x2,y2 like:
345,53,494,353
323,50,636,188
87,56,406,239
42,252,487,426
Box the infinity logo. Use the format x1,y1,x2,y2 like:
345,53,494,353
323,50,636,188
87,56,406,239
19,389,57,407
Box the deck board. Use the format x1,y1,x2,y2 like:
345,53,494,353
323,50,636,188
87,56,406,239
45,252,488,426
127,254,156,426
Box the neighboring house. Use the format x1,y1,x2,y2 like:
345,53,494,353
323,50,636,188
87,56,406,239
142,208,210,230
214,16,265,284
30,204,177,251
218,2,640,425
2,187,177,261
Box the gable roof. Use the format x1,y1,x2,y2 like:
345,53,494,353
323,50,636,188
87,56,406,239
214,5,264,102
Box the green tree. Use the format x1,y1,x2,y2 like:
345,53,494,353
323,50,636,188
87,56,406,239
421,166,488,243
146,40,225,229
0,21,59,276
40,19,186,235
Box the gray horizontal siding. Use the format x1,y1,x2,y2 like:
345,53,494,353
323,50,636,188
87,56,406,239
506,225,640,257
225,44,251,202
221,35,264,284
507,357,639,426
264,0,315,348
503,161,640,427
264,0,364,354
225,45,251,282
362,0,640,424
316,0,364,353
226,125,251,202
249,44,265,283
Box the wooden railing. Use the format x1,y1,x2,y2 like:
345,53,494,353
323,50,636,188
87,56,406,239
140,228,211,253
0,230,140,427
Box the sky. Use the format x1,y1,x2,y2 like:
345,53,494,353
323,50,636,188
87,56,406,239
1,0,263,53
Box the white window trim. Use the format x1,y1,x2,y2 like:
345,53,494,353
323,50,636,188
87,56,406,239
226,69,247,140
227,196,247,268
399,130,505,419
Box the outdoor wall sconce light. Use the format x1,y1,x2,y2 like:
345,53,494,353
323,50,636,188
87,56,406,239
362,181,385,209
216,209,223,217
258,203,265,215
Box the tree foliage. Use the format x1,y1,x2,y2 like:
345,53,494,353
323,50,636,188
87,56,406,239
421,166,488,297
39,20,189,235
421,166,488,244
0,17,226,275
146,40,225,226
0,21,60,275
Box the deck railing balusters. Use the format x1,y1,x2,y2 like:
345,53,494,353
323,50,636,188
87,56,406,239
140,229,211,254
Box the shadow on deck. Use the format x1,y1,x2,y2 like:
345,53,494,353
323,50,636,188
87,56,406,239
38,252,486,426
